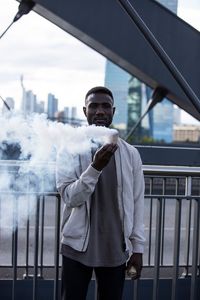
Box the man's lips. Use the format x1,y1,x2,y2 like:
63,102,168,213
94,119,107,124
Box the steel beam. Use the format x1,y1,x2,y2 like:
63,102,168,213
16,0,200,120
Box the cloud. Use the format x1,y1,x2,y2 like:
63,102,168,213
1,16,105,72
178,1,200,31
178,0,200,11
1,0,199,124
0,0,105,111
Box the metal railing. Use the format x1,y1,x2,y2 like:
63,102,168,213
143,165,200,300
0,162,199,300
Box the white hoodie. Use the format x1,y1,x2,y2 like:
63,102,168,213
56,138,145,255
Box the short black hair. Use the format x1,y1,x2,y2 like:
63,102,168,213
85,86,114,103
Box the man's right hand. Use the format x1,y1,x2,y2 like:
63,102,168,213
91,143,118,171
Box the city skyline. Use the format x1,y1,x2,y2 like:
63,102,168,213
2,87,79,122
0,0,199,124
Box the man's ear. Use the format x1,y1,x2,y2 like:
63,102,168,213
113,107,116,115
83,106,86,117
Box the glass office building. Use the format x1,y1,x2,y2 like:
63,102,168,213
104,62,130,134
156,0,178,13
151,0,178,142
104,0,178,143
47,93,58,120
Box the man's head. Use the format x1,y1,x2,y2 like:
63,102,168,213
83,86,115,127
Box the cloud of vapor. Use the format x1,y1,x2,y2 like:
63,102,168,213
0,112,118,232
0,112,118,160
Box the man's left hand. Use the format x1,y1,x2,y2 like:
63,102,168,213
127,253,143,280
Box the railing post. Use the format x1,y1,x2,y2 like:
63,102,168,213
24,196,30,279
33,195,40,300
148,178,153,266
54,194,61,300
161,178,166,266
39,195,45,278
171,197,182,300
12,196,18,300
183,176,192,277
190,198,200,300
152,197,163,300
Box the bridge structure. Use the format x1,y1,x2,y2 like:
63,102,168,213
15,0,200,120
0,0,199,299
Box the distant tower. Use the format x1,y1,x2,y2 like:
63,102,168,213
104,61,130,134
24,91,37,114
173,106,181,125
64,107,69,123
156,0,178,13
104,0,179,143
71,107,77,120
152,0,178,142
47,93,58,120
20,75,26,112
71,106,77,125
36,101,45,114
20,75,37,114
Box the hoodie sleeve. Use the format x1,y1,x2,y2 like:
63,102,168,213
56,149,101,208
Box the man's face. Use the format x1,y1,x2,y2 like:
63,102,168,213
83,93,115,127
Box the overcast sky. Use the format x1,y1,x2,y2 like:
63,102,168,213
0,0,199,123
0,0,106,118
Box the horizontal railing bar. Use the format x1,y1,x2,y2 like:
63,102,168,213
144,196,200,199
0,160,199,175
0,192,58,196
0,160,55,167
143,165,200,175
0,264,194,269
0,192,199,199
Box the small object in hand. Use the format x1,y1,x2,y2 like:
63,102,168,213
127,266,137,279
108,131,119,144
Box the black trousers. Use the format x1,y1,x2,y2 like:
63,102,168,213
62,256,126,300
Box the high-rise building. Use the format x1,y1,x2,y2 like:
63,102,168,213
71,107,77,120
47,93,58,120
104,0,178,143
153,100,174,143
71,106,78,125
151,0,178,143
173,106,181,125
156,0,178,14
20,75,37,115
22,90,37,114
104,62,130,133
36,101,45,114
64,107,69,123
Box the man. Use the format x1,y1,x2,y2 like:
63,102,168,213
56,86,145,300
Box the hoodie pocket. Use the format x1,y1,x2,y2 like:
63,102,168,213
62,204,87,239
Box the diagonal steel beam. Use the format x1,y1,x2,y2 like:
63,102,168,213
16,0,200,120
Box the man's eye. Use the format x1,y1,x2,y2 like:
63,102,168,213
89,104,97,109
103,104,112,109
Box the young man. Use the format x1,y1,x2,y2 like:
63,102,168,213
56,87,145,300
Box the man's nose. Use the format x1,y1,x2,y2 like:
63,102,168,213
96,105,105,114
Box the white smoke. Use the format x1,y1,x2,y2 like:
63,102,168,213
0,112,118,160
0,111,118,232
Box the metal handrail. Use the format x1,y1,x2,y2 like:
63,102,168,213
0,160,199,300
1,159,199,174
